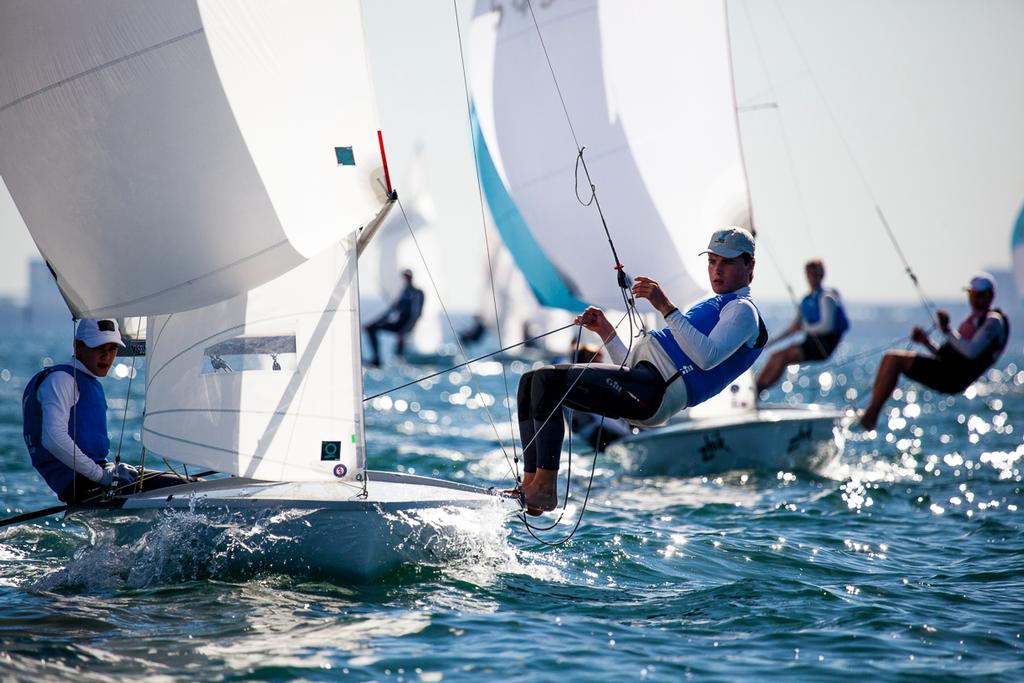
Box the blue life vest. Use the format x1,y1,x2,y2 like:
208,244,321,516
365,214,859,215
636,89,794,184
649,292,769,407
22,364,110,496
801,288,849,336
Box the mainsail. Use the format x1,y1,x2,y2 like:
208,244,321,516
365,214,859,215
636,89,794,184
0,1,388,318
469,0,750,313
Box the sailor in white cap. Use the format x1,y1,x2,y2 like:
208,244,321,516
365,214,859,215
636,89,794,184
515,227,768,513
22,319,141,502
860,272,1010,431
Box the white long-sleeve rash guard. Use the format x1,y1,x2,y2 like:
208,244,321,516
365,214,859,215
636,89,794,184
944,314,1006,360
37,358,107,483
606,287,760,369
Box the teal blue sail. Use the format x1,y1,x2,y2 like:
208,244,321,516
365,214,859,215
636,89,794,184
471,107,588,313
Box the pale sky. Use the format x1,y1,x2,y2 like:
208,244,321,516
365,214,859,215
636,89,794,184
2,0,1022,310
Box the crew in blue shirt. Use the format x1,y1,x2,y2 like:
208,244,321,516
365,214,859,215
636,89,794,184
756,259,849,392
23,319,186,503
515,227,768,513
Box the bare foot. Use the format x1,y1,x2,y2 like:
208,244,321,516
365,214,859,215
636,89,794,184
502,471,536,496
521,468,558,512
858,408,878,432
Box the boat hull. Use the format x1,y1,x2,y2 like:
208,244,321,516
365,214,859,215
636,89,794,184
69,471,519,581
607,404,847,478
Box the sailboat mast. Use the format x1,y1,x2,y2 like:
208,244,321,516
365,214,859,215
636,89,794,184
723,0,757,232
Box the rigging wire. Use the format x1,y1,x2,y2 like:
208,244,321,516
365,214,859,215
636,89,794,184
451,0,522,487
363,322,577,402
516,314,630,545
506,0,646,538
740,0,817,256
452,0,642,529
70,317,78,503
393,194,518,478
524,0,642,330
769,0,937,324
113,352,138,462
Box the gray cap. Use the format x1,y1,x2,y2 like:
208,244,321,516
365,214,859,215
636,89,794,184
698,226,756,258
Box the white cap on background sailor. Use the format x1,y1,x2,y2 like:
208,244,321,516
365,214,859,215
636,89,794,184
74,319,126,348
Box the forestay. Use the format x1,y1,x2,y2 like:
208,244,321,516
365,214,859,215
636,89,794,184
469,0,750,312
0,0,387,319
143,237,366,484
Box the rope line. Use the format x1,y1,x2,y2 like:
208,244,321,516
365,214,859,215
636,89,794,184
363,322,576,402
114,353,138,462
393,195,515,473
452,0,521,485
770,0,936,322
518,316,627,544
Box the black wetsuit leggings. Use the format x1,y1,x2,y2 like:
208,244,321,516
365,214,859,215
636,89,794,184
517,362,666,472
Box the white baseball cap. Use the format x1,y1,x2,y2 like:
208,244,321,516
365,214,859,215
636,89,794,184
699,226,756,258
75,319,125,348
965,272,995,293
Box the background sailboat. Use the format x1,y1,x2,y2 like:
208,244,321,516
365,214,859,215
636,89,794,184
0,0,513,579
468,0,844,476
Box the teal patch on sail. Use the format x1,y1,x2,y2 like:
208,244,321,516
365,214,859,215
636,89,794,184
320,440,341,461
335,147,355,166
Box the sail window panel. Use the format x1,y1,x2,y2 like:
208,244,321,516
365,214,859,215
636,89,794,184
202,335,298,375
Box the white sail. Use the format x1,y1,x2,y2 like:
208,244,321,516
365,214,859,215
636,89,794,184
469,0,749,313
143,237,365,483
0,0,387,319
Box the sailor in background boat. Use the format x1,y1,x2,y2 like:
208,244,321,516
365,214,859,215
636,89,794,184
755,259,850,392
516,227,768,512
859,273,1010,431
21,319,188,503
363,268,425,367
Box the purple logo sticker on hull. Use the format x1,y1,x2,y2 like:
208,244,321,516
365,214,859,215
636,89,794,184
333,464,348,478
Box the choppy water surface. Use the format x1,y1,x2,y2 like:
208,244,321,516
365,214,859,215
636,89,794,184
0,322,1021,681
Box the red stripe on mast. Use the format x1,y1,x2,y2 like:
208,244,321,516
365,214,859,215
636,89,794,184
377,130,393,195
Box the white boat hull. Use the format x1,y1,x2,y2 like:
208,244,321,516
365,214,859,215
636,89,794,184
69,471,519,581
607,404,848,478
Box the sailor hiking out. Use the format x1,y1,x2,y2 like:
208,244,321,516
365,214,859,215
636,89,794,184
860,273,1010,431
516,227,768,513
756,259,849,392
364,268,425,367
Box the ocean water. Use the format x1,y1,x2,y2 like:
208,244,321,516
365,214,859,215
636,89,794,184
0,317,1021,682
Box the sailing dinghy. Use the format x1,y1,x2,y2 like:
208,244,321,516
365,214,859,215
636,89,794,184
0,1,515,579
468,0,844,477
